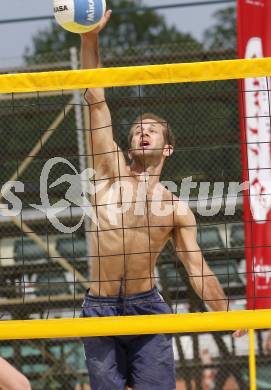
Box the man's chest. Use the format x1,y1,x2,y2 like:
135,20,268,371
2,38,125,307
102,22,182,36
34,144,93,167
93,179,176,229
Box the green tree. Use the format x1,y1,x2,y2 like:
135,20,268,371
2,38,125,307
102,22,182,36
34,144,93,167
24,0,202,64
203,6,236,50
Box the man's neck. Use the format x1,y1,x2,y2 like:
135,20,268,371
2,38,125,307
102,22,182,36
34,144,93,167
129,161,162,188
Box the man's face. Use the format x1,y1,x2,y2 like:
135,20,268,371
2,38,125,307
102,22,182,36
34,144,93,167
129,119,166,159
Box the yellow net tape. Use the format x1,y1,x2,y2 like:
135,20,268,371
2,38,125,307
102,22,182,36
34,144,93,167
1,57,271,93
0,310,271,340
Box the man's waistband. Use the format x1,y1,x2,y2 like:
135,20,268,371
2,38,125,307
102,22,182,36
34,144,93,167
84,287,160,303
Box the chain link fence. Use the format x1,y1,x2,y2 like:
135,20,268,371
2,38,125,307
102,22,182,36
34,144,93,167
0,42,269,389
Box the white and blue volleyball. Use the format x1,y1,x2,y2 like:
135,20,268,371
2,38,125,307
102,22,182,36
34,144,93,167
53,0,106,34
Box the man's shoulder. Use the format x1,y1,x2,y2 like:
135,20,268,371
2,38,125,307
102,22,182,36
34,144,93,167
172,197,195,227
93,158,130,181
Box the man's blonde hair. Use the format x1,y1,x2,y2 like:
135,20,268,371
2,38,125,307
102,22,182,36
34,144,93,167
128,113,176,148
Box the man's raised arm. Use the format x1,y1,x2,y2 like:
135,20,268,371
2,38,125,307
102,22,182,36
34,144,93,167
80,10,125,179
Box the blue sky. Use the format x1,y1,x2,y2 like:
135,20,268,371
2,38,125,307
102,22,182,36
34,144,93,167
0,0,227,67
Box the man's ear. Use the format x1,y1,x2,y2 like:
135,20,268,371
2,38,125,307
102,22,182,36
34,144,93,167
128,149,132,160
163,145,174,157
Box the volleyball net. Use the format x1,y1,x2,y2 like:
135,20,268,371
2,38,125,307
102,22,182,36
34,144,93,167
0,57,271,343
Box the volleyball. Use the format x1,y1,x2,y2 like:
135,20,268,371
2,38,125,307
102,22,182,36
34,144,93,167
53,0,106,34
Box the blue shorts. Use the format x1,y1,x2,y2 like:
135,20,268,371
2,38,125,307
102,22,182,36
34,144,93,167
80,288,176,390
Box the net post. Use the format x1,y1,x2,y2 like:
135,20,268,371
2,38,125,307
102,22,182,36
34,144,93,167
249,329,257,390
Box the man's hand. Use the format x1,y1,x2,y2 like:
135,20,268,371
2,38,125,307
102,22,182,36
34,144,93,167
232,329,248,338
81,9,112,38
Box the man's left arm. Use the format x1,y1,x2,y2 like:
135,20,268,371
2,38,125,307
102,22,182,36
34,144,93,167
173,207,246,337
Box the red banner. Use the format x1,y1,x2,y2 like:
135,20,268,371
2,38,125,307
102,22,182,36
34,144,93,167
238,0,271,309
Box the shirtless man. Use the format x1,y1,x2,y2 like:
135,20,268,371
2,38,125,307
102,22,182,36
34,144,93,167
0,357,31,390
80,10,245,390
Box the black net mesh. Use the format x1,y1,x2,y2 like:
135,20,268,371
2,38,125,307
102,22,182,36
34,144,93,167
0,43,268,389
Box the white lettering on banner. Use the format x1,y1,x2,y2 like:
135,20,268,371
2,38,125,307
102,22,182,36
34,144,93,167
86,0,95,22
253,257,271,289
245,0,264,6
245,37,271,223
